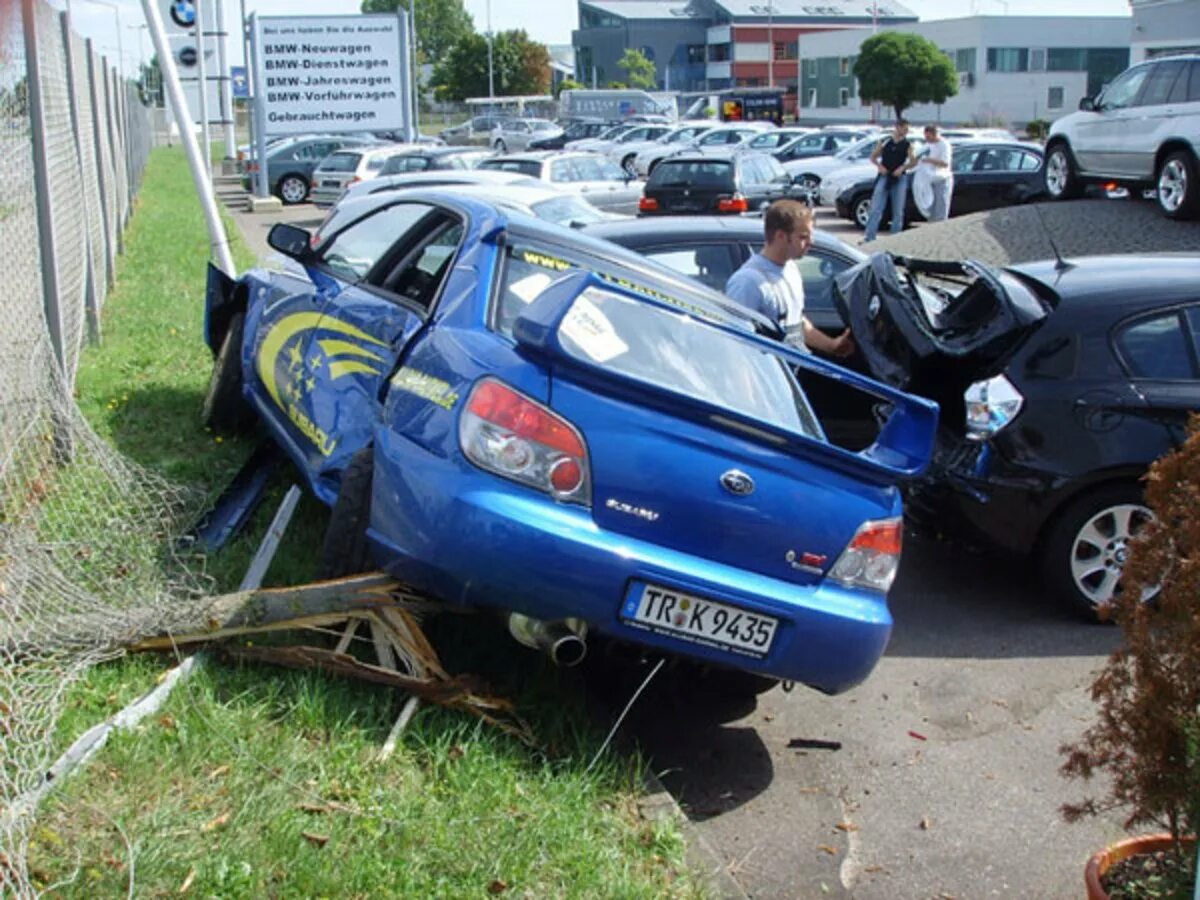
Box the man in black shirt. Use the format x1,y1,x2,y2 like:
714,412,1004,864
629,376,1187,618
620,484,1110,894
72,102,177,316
863,119,917,242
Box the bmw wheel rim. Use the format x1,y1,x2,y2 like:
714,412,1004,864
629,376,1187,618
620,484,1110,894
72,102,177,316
1069,503,1153,608
280,177,306,203
623,157,637,177
1046,151,1068,196
855,198,871,228
800,175,820,193
1158,159,1187,212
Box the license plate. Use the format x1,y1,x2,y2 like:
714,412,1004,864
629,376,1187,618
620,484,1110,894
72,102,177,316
621,583,778,658
668,201,703,212
322,180,342,187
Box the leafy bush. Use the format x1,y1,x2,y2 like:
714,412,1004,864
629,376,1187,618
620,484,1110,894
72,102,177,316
1061,416,1200,861
1025,118,1050,141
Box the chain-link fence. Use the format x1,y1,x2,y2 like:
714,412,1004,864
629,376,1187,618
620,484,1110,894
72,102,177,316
1,2,207,896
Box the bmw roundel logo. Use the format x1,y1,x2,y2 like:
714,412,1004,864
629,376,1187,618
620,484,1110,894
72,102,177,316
868,293,882,320
170,0,196,29
720,469,755,496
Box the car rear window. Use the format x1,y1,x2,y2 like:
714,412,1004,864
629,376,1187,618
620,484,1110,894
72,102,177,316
557,286,821,438
479,159,543,178
320,152,362,172
648,160,733,188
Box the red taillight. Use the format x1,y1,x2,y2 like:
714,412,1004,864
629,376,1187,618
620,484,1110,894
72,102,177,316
717,195,748,213
829,518,903,593
638,196,659,212
848,519,903,555
461,379,591,504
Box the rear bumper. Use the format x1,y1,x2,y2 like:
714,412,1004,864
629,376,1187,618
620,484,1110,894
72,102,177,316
368,429,894,695
309,187,343,209
903,438,1059,556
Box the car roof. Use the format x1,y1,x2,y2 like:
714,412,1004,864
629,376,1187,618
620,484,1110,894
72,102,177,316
486,150,609,162
1009,255,1200,312
583,216,865,261
655,151,739,163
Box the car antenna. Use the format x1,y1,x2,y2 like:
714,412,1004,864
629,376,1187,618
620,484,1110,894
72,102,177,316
1032,203,1075,274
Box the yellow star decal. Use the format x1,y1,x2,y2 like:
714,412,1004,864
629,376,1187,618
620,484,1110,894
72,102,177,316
309,354,323,371
287,342,303,369
305,377,316,392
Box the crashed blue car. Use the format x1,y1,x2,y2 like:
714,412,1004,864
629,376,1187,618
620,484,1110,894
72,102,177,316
204,190,937,696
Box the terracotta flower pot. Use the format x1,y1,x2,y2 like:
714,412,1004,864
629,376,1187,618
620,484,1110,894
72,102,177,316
1085,833,1197,900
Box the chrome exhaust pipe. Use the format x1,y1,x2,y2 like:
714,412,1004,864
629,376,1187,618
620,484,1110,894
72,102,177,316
508,613,588,667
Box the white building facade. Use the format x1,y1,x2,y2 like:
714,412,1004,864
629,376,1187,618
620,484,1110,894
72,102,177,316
1130,0,1200,62
796,16,1132,129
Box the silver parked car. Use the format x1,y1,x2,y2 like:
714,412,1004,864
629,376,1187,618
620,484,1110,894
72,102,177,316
439,114,512,146
478,151,644,214
633,122,777,177
1044,54,1200,219
490,118,563,153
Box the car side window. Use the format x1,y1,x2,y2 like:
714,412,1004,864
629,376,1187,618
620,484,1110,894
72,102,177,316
1189,61,1200,102
376,217,465,309
1187,307,1200,359
978,148,1022,172
572,157,607,181
1018,152,1042,171
794,252,852,314
643,244,738,291
317,202,435,283
1137,60,1186,107
1116,311,1197,380
953,148,984,173
1097,66,1151,111
550,159,578,182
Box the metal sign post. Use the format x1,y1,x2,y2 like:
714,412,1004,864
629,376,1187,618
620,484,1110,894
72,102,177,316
248,12,268,198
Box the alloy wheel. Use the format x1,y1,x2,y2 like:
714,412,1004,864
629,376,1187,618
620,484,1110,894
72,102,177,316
279,176,307,204
854,196,871,229
1158,157,1188,213
1045,151,1069,197
1068,502,1153,608
622,156,637,177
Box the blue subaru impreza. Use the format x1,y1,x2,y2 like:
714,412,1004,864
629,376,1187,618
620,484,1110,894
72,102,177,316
204,190,937,695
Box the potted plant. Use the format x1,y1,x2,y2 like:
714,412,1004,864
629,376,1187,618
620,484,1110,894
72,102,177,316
1060,417,1200,899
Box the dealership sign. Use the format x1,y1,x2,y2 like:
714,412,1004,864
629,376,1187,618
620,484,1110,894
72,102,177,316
251,14,410,136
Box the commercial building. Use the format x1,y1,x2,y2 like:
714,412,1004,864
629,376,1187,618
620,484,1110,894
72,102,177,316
796,16,1131,128
572,0,917,97
1130,0,1200,62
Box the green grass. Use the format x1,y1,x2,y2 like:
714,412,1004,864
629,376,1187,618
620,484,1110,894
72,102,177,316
31,146,700,898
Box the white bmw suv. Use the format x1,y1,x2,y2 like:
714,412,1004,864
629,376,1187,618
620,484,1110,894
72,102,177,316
1044,54,1199,219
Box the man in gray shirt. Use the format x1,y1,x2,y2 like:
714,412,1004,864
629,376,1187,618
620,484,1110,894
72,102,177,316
725,199,854,357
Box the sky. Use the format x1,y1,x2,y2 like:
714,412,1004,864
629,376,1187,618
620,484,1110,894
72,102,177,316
58,0,1133,76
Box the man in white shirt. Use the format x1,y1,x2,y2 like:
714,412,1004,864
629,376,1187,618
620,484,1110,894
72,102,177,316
919,124,954,222
724,199,853,357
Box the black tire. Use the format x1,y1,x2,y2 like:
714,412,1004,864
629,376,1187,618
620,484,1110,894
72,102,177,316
202,311,255,434
277,173,309,205
1043,142,1084,201
318,448,376,579
647,159,660,177
495,139,507,153
621,154,637,177
1039,484,1154,621
1155,150,1200,220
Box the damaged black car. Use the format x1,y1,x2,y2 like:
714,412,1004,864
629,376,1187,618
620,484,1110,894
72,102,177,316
835,252,1200,618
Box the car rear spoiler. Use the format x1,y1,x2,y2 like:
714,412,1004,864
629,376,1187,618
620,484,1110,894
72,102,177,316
512,270,938,486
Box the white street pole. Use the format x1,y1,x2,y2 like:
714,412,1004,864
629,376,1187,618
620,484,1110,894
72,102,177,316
138,0,235,275
81,0,123,77
486,0,494,101
215,0,236,158
196,0,211,171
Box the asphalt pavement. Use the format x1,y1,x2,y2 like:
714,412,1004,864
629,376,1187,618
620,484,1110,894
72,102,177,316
224,189,1199,899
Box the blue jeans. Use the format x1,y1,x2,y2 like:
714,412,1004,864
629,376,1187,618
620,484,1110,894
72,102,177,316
863,174,909,241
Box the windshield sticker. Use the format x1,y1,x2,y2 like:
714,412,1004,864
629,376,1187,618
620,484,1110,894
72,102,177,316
390,367,460,410
561,296,629,363
519,248,572,271
514,246,723,327
509,272,554,305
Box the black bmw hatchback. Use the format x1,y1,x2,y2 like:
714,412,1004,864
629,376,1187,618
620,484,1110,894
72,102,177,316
835,253,1200,618
638,151,806,215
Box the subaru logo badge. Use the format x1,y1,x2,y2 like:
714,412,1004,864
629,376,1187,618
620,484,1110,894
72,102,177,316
720,469,754,496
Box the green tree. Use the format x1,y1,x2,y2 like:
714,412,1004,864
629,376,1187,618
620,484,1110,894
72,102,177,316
617,48,656,90
852,32,957,120
431,30,550,101
554,76,584,98
360,0,474,61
